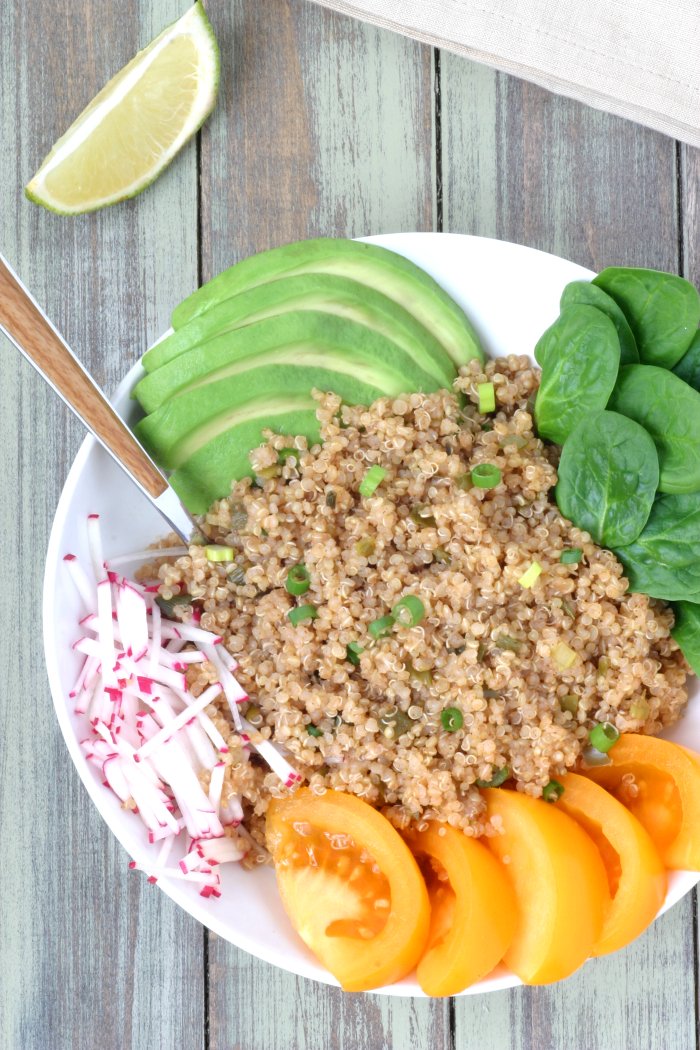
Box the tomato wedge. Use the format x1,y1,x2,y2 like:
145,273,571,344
584,734,700,869
557,772,666,956
266,789,430,991
482,788,609,984
402,823,517,996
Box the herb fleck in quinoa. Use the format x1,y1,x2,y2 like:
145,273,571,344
147,356,688,848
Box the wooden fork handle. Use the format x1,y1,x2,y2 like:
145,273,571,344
0,254,168,500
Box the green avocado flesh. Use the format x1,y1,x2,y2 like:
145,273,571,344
135,365,394,471
143,273,456,385
168,403,320,513
171,238,484,369
135,311,446,414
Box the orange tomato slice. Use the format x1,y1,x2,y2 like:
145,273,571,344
584,734,700,869
482,788,609,984
266,789,430,991
556,772,666,956
402,822,517,996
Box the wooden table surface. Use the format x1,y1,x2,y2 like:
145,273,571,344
1,2,698,1047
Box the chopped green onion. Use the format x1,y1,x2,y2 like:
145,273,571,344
477,382,496,413
470,464,502,489
306,724,323,737
441,707,463,732
227,564,247,586
287,604,318,626
409,665,433,685
562,599,576,618
552,641,578,670
629,698,650,721
455,472,473,491
155,593,192,618
588,722,620,754
286,563,311,596
256,464,280,480
476,766,510,788
518,561,543,589
597,656,610,676
495,634,522,653
543,779,564,803
346,642,364,666
325,490,337,508
354,536,376,558
359,465,387,498
391,594,425,627
244,703,262,725
476,641,487,662
560,548,583,565
369,614,395,640
379,709,415,739
410,504,437,528
560,694,579,715
481,421,493,432
433,547,452,565
205,545,235,562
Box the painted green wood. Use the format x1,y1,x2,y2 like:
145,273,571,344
441,55,696,1049
0,3,205,1049
200,2,448,1045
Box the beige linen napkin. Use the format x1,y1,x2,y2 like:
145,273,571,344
308,0,700,147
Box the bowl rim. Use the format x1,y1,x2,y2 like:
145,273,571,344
42,231,700,996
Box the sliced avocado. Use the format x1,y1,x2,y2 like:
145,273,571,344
135,312,445,414
143,273,456,386
168,401,320,513
171,238,483,370
135,364,396,470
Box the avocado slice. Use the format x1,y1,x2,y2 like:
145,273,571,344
135,364,397,470
135,312,446,414
168,399,320,513
171,238,483,370
143,273,456,386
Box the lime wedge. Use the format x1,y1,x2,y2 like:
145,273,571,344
25,2,219,214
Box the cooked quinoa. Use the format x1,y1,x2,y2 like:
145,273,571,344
147,355,688,847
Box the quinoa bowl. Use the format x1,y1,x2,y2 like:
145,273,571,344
43,233,700,995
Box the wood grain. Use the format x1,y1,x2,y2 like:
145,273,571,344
442,55,695,1050
200,2,446,1045
0,2,204,1048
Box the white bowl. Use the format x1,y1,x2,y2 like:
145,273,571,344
43,232,700,996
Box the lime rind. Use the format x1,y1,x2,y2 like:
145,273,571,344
25,2,220,215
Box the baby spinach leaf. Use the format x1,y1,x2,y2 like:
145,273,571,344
593,267,700,369
560,281,639,365
671,601,700,676
534,305,620,445
609,364,700,494
672,330,700,391
613,492,700,601
555,411,658,547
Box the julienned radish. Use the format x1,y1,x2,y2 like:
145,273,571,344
64,514,303,896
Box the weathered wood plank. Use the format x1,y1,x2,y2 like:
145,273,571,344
441,61,678,271
0,2,204,1048
441,55,694,1048
200,2,448,1045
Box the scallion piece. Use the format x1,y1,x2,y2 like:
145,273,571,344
306,724,322,737
205,545,235,562
542,779,564,803
441,707,463,732
359,465,387,498
287,604,318,626
588,721,620,754
476,766,510,788
286,563,311,596
477,382,496,413
346,642,364,666
369,614,395,639
552,641,578,670
560,548,583,564
518,561,543,588
560,693,579,714
470,464,501,489
391,594,425,627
